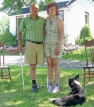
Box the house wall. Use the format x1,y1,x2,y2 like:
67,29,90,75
38,11,48,18
9,16,16,36
78,0,94,36
89,9,94,37
9,14,29,35
9,0,94,45
64,0,94,45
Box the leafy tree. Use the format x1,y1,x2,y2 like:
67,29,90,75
0,0,37,14
39,1,45,11
0,15,9,34
0,27,3,35
0,0,55,15
44,0,55,4
39,0,55,11
80,24,92,39
79,24,93,45
0,28,16,46
0,28,26,47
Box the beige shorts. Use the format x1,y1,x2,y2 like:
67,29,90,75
25,41,45,65
44,43,62,58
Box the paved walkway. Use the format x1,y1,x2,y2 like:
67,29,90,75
59,59,86,70
4,56,86,70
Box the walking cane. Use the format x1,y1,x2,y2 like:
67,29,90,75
9,49,25,92
20,52,25,92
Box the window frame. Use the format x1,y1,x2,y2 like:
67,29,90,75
85,11,89,26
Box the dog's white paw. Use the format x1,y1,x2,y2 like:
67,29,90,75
51,98,58,102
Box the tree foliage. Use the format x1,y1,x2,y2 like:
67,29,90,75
0,15,9,34
0,28,16,46
79,24,93,45
0,28,27,47
80,24,92,39
0,0,55,15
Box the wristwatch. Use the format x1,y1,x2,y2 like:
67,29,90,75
58,41,62,44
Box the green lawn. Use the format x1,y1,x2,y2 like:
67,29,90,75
62,48,86,61
0,65,94,107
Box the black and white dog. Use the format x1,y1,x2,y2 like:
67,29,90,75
51,75,86,107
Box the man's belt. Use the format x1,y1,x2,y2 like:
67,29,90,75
26,40,43,44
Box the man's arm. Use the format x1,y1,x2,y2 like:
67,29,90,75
17,31,22,52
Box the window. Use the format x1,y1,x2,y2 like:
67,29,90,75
58,10,64,21
85,12,89,25
16,16,24,34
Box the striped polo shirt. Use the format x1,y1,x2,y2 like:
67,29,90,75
19,15,46,42
45,16,60,44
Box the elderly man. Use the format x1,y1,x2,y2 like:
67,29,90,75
17,4,46,92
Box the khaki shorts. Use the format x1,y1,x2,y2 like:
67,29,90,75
25,41,45,65
44,43,62,58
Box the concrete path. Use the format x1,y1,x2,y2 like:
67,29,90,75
5,55,25,65
4,56,86,70
59,59,86,70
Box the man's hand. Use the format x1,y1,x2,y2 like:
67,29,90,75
17,44,22,52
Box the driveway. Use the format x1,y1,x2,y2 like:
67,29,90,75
5,55,25,65
4,55,86,70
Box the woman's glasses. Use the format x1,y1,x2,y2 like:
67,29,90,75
48,8,56,11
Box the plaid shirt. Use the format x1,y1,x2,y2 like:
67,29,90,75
19,15,46,42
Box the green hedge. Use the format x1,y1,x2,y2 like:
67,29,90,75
0,29,26,47
79,24,93,45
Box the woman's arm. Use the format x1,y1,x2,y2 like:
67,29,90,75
55,17,64,55
58,17,64,44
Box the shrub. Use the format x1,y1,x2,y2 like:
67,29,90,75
11,35,18,46
79,24,93,45
0,28,26,47
0,28,17,46
63,34,69,45
75,37,79,45
10,31,26,47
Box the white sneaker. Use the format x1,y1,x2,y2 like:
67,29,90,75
47,86,53,92
52,86,60,93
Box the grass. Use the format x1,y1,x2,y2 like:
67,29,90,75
0,48,87,60
0,65,94,107
1,48,85,58
0,48,94,107
62,48,86,61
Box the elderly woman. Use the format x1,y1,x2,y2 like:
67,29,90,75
44,2,64,93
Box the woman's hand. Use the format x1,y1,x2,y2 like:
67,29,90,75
55,43,60,55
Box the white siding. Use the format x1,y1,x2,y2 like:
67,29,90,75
64,9,69,34
78,0,94,37
9,0,94,44
90,10,94,37
38,11,48,18
9,16,16,36
66,4,84,44
64,0,94,44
